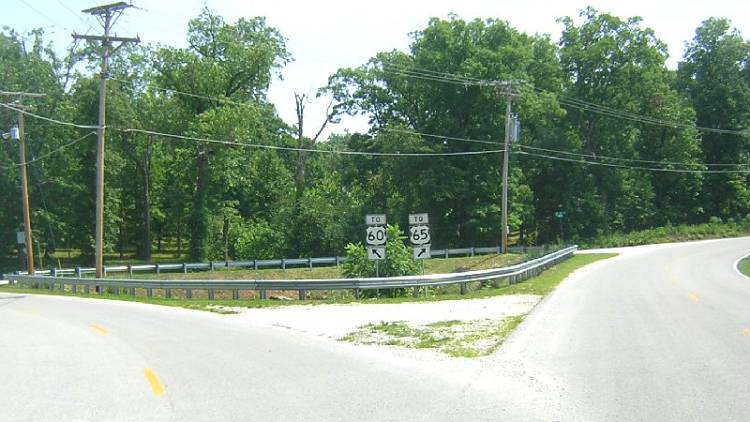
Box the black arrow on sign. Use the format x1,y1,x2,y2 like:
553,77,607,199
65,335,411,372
417,248,426,258
372,249,382,258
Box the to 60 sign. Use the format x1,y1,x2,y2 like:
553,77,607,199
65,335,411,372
366,226,387,245
409,225,430,245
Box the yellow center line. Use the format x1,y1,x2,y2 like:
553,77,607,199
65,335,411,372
90,324,109,335
687,292,700,303
144,368,166,396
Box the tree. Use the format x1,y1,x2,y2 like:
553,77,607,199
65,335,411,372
153,9,291,261
676,18,750,219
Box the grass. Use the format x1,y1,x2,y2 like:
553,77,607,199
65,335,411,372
739,258,750,278
583,221,750,249
128,252,525,281
341,315,527,358
0,253,615,313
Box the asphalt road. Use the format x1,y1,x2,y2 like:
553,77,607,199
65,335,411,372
1,237,750,421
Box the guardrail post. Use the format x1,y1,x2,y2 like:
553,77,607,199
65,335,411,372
471,247,475,257
128,264,133,278
210,261,215,271
72,283,77,294
225,261,230,271
413,286,419,298
129,287,135,296
298,289,306,300
208,289,215,300
308,257,313,269
156,264,161,275
186,289,192,299
52,268,58,277
354,288,361,300
282,259,286,270
182,263,187,274
444,249,449,258
75,266,81,278
460,282,467,295
253,260,258,271
103,267,107,278
165,288,171,299
259,289,267,300
335,256,341,266
232,289,240,300
147,288,153,297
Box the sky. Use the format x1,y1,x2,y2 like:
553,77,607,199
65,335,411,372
3,0,749,139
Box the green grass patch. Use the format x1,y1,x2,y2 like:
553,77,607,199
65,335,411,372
584,221,750,249
739,257,750,278
0,253,615,312
342,315,526,358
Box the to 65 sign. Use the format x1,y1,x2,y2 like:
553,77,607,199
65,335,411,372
409,225,430,245
366,226,387,245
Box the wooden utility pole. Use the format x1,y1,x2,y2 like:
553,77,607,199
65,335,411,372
1,91,46,274
73,2,139,278
499,81,516,254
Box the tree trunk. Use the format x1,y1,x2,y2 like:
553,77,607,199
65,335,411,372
189,149,209,261
140,153,152,262
176,208,182,257
222,215,230,262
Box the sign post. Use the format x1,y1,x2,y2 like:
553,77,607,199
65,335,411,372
365,214,387,276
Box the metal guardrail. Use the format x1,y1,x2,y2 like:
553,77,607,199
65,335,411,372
11,245,547,277
4,246,576,300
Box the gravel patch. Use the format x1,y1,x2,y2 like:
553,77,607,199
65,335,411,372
230,294,541,339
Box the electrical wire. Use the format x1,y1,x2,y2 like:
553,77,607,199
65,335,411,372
0,102,100,129
381,63,749,137
119,128,504,157
0,131,97,169
108,77,252,109
2,100,502,157
515,150,750,174
518,144,750,168
379,127,500,145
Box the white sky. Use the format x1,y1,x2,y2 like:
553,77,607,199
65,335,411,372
3,0,749,139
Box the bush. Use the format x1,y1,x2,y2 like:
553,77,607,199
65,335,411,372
342,224,420,298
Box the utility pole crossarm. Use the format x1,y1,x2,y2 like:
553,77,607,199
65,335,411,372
71,34,140,44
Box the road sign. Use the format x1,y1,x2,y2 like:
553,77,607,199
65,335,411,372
409,225,431,245
368,247,386,260
413,245,431,260
408,213,429,225
365,214,386,226
366,226,387,246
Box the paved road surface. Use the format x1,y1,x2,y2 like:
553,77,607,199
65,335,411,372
1,237,750,421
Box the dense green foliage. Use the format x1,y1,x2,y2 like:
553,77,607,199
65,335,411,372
583,216,750,248
1,8,749,274
342,225,420,278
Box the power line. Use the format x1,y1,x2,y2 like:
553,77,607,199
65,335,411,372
379,127,500,145
518,144,750,168
1,100,503,157
0,131,97,169
381,63,749,137
515,150,750,174
119,128,505,157
0,102,99,129
109,77,250,108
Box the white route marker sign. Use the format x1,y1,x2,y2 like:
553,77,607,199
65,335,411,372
368,247,386,260
409,213,431,260
365,214,387,261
